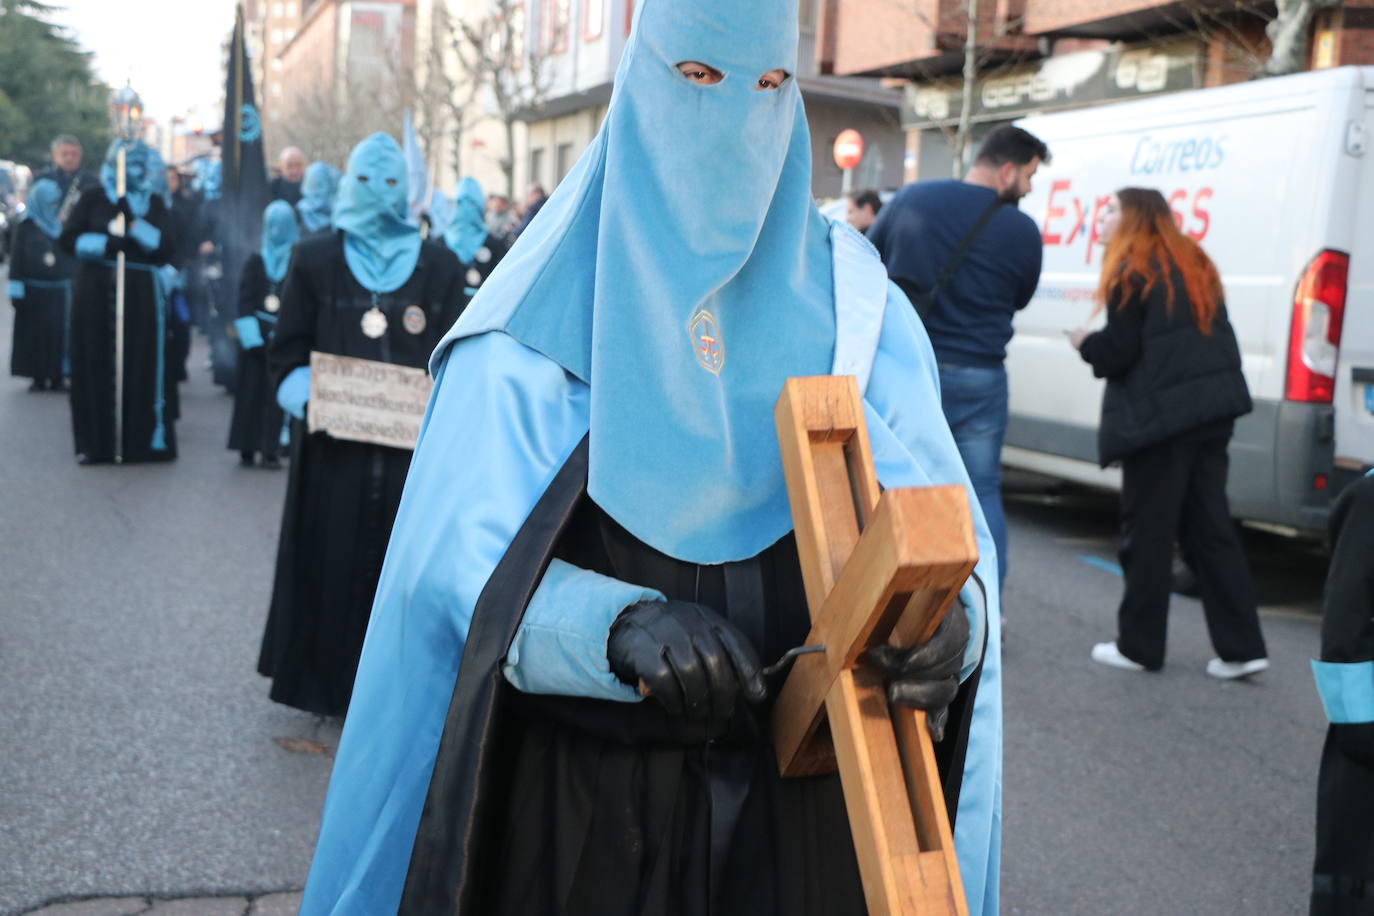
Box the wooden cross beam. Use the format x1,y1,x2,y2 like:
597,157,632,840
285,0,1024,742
772,376,978,915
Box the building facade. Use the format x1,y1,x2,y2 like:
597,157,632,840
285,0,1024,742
820,0,1374,182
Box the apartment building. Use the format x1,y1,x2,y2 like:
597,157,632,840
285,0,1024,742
818,0,1374,180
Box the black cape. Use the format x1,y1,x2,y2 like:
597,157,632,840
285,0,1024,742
9,219,73,383
58,187,178,463
400,438,984,916
256,234,466,716
1311,474,1374,915
227,253,286,459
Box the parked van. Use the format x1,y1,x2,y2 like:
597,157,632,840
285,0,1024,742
1009,66,1374,536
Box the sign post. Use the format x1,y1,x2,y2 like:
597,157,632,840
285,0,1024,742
833,129,865,196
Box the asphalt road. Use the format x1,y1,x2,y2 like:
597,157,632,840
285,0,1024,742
0,294,1332,915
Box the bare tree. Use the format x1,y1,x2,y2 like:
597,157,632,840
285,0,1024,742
277,56,414,166
417,2,484,187
1266,0,1338,75
440,0,563,198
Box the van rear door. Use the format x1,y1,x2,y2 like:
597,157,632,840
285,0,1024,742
1331,87,1374,476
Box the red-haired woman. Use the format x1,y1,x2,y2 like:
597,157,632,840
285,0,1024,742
1069,187,1267,677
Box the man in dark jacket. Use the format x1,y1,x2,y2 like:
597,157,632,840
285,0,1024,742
868,126,1049,588
36,135,100,220
269,146,306,206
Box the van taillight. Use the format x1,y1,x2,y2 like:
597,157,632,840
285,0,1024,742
1285,250,1350,403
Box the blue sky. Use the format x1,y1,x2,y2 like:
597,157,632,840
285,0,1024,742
46,0,238,123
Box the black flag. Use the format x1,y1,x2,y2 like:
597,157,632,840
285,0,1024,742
213,2,271,387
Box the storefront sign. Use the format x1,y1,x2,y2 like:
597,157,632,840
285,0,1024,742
901,40,1201,130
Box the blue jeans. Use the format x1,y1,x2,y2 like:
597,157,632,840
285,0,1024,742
938,363,1008,588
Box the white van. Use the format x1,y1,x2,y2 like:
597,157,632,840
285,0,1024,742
1008,66,1374,536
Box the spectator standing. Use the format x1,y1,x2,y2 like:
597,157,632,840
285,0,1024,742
1070,188,1265,676
36,135,100,221
868,126,1048,587
269,146,307,206
515,182,547,236
846,188,883,233
1309,471,1374,915
8,178,74,391
485,192,518,243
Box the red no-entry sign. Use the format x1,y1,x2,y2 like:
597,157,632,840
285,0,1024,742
833,129,865,171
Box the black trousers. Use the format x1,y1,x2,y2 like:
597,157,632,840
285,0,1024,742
1115,422,1267,669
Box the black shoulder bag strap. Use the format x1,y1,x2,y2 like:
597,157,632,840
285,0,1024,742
897,196,1004,321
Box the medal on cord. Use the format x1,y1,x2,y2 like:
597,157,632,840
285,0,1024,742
361,290,387,339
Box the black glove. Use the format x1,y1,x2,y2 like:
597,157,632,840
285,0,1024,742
114,195,137,226
104,234,138,258
607,599,767,719
864,602,970,742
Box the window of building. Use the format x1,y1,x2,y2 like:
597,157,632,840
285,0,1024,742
285,28,296,41
542,0,570,54
270,28,283,43
624,0,634,35
272,57,284,71
584,0,603,41
272,2,284,18
529,147,546,188
556,141,574,183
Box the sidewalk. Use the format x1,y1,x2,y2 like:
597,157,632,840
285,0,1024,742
23,892,300,916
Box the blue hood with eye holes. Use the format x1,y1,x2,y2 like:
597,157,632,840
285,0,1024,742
332,133,421,293
436,0,835,566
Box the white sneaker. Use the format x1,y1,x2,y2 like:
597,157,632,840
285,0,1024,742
1091,642,1146,672
1205,657,1269,680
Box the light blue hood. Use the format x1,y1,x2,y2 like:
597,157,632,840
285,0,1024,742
24,178,62,239
297,160,341,233
442,176,487,264
261,199,300,282
441,0,835,564
332,133,421,294
100,139,162,217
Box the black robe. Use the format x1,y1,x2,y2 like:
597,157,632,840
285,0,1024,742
401,439,984,916
9,219,73,383
227,253,286,459
455,231,509,304
257,234,466,716
58,188,177,464
1311,474,1374,915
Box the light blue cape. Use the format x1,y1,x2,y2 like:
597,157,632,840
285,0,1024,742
23,178,62,239
332,133,421,294
444,0,834,565
426,190,452,241
442,176,486,264
260,199,300,282
100,139,162,217
297,161,341,233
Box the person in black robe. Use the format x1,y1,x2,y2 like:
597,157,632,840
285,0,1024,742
269,146,306,207
257,133,465,717
58,139,177,465
8,178,74,391
441,176,509,308
1310,472,1374,915
228,200,297,468
36,134,101,223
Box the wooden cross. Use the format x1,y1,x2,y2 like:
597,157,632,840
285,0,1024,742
772,375,978,915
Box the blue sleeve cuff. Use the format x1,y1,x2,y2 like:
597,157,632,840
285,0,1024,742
234,316,264,350
1312,660,1374,724
276,365,311,420
7,280,24,301
503,558,664,701
76,233,108,261
958,574,988,683
128,219,161,253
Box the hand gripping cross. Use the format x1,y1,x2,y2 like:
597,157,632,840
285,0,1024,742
772,376,977,915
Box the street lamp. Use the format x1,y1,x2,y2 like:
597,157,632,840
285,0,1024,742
109,82,144,143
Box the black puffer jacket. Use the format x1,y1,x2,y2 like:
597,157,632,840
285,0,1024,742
1079,267,1252,466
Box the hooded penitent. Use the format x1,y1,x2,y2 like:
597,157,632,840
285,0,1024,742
100,139,163,218
194,158,222,201
441,177,486,264
297,161,341,233
260,199,300,283
331,134,421,293
448,0,835,564
23,179,62,239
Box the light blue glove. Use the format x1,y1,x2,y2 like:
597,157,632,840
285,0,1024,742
7,280,24,301
1312,660,1374,724
276,365,311,420
128,219,161,253
233,316,265,350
